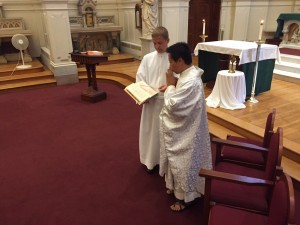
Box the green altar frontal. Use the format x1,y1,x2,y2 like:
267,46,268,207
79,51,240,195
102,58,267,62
194,40,279,96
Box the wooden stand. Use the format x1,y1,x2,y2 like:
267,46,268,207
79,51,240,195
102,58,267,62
70,53,108,103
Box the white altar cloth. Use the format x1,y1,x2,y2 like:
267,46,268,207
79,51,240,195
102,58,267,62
206,70,246,110
194,40,281,65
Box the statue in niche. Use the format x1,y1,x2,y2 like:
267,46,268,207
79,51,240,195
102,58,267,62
97,37,107,51
141,0,158,38
291,26,299,43
80,35,94,52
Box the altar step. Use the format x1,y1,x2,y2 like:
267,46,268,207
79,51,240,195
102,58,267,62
0,59,56,93
78,58,139,87
0,71,56,91
0,54,136,93
273,53,300,84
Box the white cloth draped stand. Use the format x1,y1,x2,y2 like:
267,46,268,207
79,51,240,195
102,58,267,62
206,70,246,110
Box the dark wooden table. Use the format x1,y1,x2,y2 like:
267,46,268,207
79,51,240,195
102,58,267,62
70,53,108,103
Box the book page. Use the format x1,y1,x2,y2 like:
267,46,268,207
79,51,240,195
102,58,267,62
124,81,158,105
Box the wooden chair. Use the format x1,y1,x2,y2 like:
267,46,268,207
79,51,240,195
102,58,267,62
214,126,283,177
221,108,276,169
200,171,295,225
200,127,283,216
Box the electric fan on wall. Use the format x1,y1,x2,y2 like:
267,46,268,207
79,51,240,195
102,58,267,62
11,34,32,69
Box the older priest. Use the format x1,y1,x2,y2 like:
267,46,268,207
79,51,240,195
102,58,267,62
159,42,212,211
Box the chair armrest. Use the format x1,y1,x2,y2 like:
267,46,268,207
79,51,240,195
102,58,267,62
212,137,269,153
212,137,269,165
199,168,274,186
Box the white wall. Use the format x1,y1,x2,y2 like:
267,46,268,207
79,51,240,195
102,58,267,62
161,0,189,46
264,0,295,32
0,1,47,57
220,0,299,42
1,0,300,59
118,0,143,58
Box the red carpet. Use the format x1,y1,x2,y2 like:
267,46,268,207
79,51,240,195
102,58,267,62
0,82,299,225
279,47,300,56
0,82,204,225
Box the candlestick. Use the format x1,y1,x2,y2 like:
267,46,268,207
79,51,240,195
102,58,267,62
248,40,263,103
200,34,208,42
202,19,205,35
258,20,264,41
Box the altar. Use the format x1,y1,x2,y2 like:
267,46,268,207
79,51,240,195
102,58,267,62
69,0,122,54
194,40,281,96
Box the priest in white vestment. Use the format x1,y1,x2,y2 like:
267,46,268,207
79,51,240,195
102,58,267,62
159,42,212,211
136,27,170,172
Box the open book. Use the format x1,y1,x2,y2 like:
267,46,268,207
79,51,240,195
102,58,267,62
124,81,158,105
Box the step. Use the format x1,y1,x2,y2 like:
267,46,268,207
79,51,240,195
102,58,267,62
208,119,242,139
78,73,133,88
281,157,300,182
0,66,44,76
0,71,54,84
279,43,300,50
0,78,57,92
273,69,300,84
76,53,135,67
207,107,266,142
275,61,300,74
101,57,135,65
280,54,300,64
78,68,135,83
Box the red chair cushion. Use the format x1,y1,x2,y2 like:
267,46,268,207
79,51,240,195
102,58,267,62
215,162,266,179
222,136,265,165
211,179,269,212
209,205,267,225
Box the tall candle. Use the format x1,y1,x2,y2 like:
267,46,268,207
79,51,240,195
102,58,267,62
258,20,264,41
202,19,205,35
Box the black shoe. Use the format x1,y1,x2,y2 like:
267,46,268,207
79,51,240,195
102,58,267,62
146,168,154,173
145,164,159,174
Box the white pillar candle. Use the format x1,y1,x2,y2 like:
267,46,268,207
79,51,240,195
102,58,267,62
202,19,205,35
258,20,264,41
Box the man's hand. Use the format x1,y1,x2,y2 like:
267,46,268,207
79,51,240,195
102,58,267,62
166,68,177,86
158,84,168,92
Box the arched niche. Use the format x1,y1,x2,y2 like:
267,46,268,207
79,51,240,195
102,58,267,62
282,20,300,43
78,0,97,28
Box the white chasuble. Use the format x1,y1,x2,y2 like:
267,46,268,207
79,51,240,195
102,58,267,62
136,51,169,170
159,66,212,202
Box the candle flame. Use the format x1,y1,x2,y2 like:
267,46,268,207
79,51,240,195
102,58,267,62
203,19,205,23
260,20,264,25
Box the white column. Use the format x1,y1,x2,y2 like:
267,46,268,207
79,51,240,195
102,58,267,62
231,1,251,41
40,0,78,85
160,0,190,45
